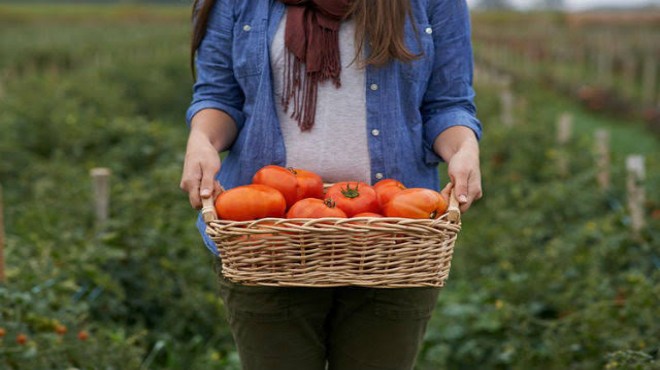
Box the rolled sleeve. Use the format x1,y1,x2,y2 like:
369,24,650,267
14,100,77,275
422,0,482,161
187,0,245,131
186,100,245,130
423,105,482,146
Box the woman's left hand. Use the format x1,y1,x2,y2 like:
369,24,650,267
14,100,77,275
433,126,483,213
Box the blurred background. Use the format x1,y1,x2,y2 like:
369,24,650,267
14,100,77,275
0,0,658,369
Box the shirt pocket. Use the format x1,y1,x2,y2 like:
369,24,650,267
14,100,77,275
402,23,434,83
233,19,266,78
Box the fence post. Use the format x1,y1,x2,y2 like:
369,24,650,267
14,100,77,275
626,155,646,234
90,168,111,228
556,113,573,176
500,84,515,127
594,129,610,191
0,184,5,284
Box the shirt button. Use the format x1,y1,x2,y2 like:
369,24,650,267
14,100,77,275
371,129,380,136
243,24,252,32
370,83,379,91
375,173,384,180
425,27,433,35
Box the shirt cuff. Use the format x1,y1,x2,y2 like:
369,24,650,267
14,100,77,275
186,100,245,131
423,107,482,164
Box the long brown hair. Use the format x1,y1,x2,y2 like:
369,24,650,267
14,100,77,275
190,0,417,78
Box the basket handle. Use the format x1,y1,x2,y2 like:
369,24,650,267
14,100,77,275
201,196,217,223
447,189,461,223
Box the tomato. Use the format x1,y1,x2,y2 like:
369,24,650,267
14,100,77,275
0,327,5,337
55,324,67,335
353,212,383,217
293,168,325,200
78,331,89,341
286,198,347,218
16,333,27,345
252,165,298,207
383,188,448,219
373,178,406,208
253,165,324,208
233,221,277,244
324,182,380,217
215,184,287,221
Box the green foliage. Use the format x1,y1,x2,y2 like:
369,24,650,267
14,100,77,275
419,83,660,370
0,5,658,369
0,285,145,369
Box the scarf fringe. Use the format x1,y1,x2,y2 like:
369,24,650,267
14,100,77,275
282,11,343,131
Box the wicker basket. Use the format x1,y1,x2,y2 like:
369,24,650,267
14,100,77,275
201,191,461,288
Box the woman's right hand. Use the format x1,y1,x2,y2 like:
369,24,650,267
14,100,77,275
179,109,238,209
179,130,224,209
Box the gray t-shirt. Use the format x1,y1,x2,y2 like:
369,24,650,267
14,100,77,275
270,12,371,184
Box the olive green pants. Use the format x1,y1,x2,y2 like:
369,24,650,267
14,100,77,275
217,270,440,370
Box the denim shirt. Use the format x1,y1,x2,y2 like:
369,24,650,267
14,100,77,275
187,0,482,255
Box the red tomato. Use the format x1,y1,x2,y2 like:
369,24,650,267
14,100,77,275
215,184,287,221
253,165,324,208
55,324,67,335
286,198,347,218
324,182,380,217
16,333,27,345
293,169,325,200
235,221,277,243
252,165,298,207
373,178,407,208
383,188,448,219
78,331,89,341
353,212,383,217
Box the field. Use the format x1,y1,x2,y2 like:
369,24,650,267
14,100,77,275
0,5,659,370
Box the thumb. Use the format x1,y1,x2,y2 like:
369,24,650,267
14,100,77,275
450,173,469,204
199,166,217,199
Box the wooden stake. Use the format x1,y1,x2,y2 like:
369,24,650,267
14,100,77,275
557,113,573,145
0,184,5,284
500,88,515,127
90,168,111,227
595,129,610,191
556,113,573,176
626,155,646,234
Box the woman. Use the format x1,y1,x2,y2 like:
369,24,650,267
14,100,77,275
180,1,482,369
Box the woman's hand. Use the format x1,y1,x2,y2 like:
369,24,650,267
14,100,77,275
180,131,223,209
433,126,482,213
179,109,238,209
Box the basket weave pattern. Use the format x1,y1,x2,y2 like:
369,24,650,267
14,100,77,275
204,214,461,288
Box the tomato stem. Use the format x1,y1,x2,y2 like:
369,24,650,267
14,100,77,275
324,198,337,208
340,183,361,199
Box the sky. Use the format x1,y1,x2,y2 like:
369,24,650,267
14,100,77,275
466,0,660,11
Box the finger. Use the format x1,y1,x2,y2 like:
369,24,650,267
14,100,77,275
199,162,218,200
470,176,483,201
459,176,483,213
180,165,203,209
450,170,469,205
189,184,202,209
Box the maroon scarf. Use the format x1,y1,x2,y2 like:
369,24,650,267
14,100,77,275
279,0,352,131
